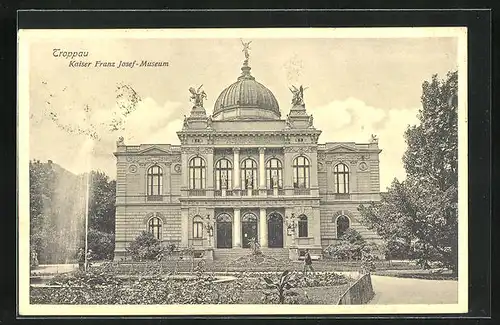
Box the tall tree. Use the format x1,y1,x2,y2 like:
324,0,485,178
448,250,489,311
88,171,116,234
359,71,458,272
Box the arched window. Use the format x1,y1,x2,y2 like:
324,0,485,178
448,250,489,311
189,157,206,189
298,215,308,238
241,158,258,189
147,165,163,196
334,163,350,193
293,156,310,188
266,158,283,189
192,216,204,239
148,217,162,240
215,159,232,190
336,215,350,238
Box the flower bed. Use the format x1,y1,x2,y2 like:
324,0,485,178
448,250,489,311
30,267,353,305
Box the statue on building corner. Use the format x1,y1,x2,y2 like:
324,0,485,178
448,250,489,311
290,85,307,106
285,114,292,128
116,136,124,146
207,115,213,129
370,134,378,144
308,114,314,128
183,115,189,128
189,85,207,107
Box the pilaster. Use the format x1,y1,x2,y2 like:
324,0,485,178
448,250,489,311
233,147,240,190
233,208,241,247
259,208,268,247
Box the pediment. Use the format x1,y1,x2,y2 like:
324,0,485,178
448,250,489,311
325,144,357,153
138,146,170,155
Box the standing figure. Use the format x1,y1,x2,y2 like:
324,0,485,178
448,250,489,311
77,247,85,271
221,172,228,189
246,171,253,189
303,249,315,275
272,172,279,189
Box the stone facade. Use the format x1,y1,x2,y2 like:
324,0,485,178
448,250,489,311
113,52,383,260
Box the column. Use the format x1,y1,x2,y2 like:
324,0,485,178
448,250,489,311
233,208,241,247
259,208,268,247
233,147,240,189
206,148,214,196
283,147,294,195
259,147,266,189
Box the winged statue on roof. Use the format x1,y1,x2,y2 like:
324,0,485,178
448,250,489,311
189,84,207,107
289,85,308,106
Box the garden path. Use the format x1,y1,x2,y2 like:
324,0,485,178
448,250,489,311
369,275,458,304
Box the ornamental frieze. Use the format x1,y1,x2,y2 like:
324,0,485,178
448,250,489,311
179,199,320,208
181,147,214,154
214,135,284,146
283,146,317,153
126,155,178,164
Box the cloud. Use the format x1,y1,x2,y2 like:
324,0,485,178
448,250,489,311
309,97,420,191
29,97,184,178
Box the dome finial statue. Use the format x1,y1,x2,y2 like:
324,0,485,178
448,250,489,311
241,39,252,61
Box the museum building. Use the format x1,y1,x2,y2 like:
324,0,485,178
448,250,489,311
113,48,383,261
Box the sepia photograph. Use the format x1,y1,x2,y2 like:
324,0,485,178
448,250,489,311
17,27,468,315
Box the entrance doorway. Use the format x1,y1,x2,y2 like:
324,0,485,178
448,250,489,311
216,213,232,248
268,212,284,248
241,213,258,248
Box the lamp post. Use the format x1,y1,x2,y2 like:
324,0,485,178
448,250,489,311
204,214,215,247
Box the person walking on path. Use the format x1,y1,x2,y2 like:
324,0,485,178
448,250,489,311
303,249,315,275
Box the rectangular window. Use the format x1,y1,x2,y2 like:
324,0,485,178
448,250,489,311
298,222,308,238
193,222,203,239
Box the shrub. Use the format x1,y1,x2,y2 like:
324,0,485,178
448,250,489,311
324,229,370,261
262,270,297,304
126,231,163,261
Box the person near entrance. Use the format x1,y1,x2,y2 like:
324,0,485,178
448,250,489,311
303,249,315,275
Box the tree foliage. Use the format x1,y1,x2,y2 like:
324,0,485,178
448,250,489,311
88,171,116,234
359,71,458,272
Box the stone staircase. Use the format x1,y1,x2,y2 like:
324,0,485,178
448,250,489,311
213,247,289,261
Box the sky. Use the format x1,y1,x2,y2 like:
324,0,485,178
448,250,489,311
25,30,459,191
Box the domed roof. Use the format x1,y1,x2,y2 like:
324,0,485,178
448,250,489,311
213,62,281,120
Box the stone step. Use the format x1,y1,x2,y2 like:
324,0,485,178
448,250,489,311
213,248,289,261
